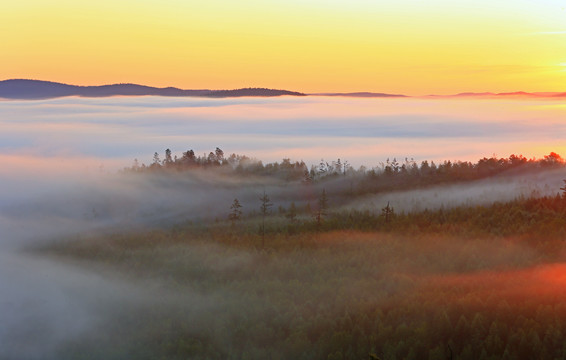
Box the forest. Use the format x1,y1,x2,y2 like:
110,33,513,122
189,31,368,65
128,147,564,190
32,149,566,359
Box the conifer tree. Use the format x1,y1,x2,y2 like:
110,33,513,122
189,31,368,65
152,152,161,166
164,148,173,165
228,198,243,224
381,201,394,224
315,188,328,228
259,190,273,247
286,202,297,222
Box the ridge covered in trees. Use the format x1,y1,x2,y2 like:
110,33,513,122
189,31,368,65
127,147,565,191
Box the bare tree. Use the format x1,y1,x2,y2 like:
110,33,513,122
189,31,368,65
343,160,350,176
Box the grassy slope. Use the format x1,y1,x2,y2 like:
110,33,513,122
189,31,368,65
36,195,566,359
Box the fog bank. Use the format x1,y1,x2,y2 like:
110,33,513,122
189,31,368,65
2,96,566,358
2,96,566,168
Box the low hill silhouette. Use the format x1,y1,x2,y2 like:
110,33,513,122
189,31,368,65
0,79,306,99
427,91,566,99
311,92,406,98
3,79,564,100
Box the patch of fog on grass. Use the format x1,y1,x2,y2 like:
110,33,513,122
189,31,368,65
343,167,566,213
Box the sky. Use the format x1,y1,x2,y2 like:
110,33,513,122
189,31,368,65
2,0,566,95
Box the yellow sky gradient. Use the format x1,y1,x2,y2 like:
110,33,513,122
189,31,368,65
2,0,565,95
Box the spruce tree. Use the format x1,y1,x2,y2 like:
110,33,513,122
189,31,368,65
228,198,243,224
259,190,273,248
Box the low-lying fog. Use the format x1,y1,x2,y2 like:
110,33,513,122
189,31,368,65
2,96,566,168
2,96,566,358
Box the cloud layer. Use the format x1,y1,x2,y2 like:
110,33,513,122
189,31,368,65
1,96,566,169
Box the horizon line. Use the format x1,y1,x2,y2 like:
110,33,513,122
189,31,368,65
2,78,566,99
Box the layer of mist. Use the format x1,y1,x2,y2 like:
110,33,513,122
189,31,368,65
3,96,566,358
2,155,565,358
2,96,566,168
344,167,566,213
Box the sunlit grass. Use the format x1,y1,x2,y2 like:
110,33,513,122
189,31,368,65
35,200,566,359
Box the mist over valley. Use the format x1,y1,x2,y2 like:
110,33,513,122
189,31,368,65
2,96,566,359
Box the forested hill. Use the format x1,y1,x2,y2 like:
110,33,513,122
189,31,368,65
0,79,306,99
127,148,566,194
310,92,406,98
206,88,306,97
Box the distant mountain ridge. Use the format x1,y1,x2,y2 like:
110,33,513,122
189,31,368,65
312,91,566,98
310,92,406,98
428,91,566,98
1,79,565,100
0,79,306,99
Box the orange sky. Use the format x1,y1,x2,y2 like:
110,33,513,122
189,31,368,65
2,0,566,95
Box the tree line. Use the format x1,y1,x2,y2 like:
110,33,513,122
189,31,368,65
126,148,566,190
